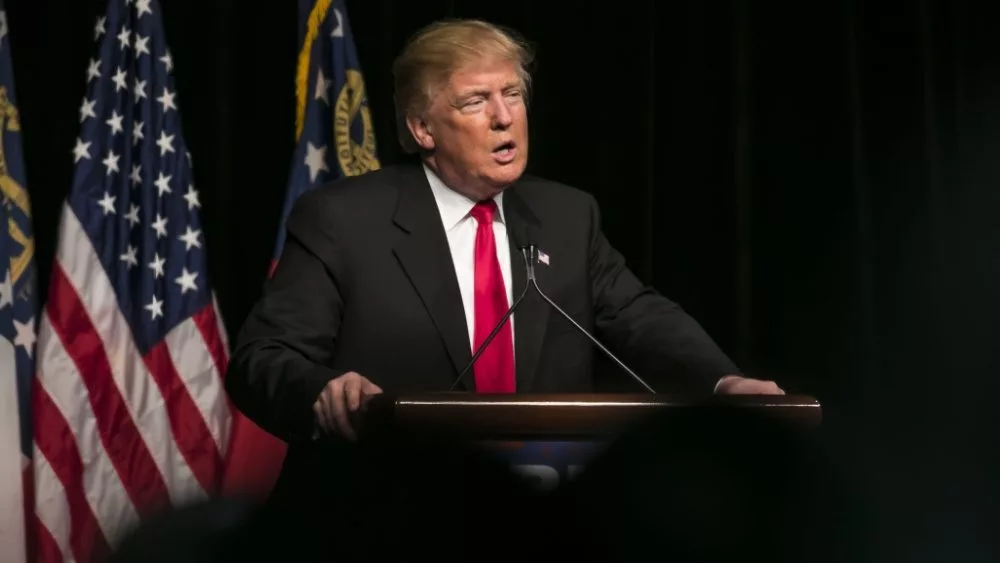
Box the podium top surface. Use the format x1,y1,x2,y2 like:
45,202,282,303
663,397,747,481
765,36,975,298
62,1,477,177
359,393,822,439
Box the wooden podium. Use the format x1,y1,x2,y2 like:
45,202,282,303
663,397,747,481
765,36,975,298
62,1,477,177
355,392,822,439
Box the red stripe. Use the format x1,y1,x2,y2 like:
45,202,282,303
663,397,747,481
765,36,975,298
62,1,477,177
192,304,229,379
45,264,171,517
31,377,109,562
141,338,222,494
33,512,64,563
22,463,37,563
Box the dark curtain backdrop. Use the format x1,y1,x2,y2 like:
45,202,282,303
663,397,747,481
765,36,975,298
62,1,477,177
7,0,1000,559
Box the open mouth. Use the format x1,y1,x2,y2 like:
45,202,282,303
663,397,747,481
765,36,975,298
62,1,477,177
493,140,517,160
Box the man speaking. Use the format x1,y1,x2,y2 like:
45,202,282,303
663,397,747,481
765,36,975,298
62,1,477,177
226,19,782,449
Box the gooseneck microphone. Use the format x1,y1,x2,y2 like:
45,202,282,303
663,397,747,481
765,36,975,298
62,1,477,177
449,273,531,391
520,243,657,394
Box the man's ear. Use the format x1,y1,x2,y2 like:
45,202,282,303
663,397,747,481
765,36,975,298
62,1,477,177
405,114,436,151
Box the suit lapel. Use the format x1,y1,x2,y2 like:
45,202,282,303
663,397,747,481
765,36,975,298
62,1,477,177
390,166,473,388
503,187,550,392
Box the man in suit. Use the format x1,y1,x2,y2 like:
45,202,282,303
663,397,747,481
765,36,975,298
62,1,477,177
226,18,782,457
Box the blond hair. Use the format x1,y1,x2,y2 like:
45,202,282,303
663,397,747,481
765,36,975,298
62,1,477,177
392,19,535,153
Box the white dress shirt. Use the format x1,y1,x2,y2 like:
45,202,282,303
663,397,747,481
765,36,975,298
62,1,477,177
424,164,514,350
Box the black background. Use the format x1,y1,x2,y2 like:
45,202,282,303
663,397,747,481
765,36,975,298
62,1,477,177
7,0,1000,559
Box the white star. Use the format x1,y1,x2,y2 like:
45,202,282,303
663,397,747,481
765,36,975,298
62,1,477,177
174,268,198,294
160,51,173,72
157,87,177,113
154,172,172,196
87,58,101,82
125,203,140,228
106,110,124,136
145,295,163,320
13,317,35,358
330,8,344,37
133,120,145,146
94,16,107,41
79,97,97,122
314,69,331,105
134,77,147,101
156,131,175,156
97,192,116,215
112,66,128,92
0,268,12,309
148,253,165,279
129,164,142,188
305,142,328,182
72,138,91,163
151,213,168,238
134,34,150,57
136,0,153,18
179,226,201,251
117,26,131,50
130,164,142,187
120,244,138,269
184,184,200,210
102,150,120,175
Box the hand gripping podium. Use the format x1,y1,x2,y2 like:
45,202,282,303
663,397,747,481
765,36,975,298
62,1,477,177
355,392,822,439
352,393,821,490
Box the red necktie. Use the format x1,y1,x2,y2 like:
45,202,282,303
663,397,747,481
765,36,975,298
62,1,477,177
469,200,515,393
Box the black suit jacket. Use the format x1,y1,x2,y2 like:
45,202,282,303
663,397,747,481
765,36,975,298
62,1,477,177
226,162,740,444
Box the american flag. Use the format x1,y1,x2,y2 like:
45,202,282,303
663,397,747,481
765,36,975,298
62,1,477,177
0,3,39,562
31,0,231,561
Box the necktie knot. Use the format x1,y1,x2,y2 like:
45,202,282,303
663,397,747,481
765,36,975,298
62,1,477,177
470,200,497,224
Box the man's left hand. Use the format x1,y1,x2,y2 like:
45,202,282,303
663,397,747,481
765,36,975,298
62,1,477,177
714,375,785,395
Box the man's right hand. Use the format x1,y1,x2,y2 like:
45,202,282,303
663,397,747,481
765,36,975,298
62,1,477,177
312,371,383,441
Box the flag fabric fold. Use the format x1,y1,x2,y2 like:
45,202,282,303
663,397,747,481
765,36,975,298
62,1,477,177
0,3,39,562
220,0,381,499
31,0,232,560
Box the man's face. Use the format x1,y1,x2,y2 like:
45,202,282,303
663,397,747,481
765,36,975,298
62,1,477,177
408,58,529,200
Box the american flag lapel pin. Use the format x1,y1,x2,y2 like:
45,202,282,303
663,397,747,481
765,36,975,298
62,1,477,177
537,249,550,266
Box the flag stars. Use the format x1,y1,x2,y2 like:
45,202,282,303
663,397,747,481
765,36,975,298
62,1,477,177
94,16,106,40
145,295,163,320
112,66,128,92
175,268,198,294
148,253,165,279
157,87,177,113
73,138,91,163
151,213,168,238
154,172,172,196
79,98,97,122
184,184,200,210
106,110,124,136
133,120,145,146
314,69,331,105
130,164,142,187
87,58,102,82
125,203,140,228
97,192,116,215
179,226,201,251
120,244,138,269
117,26,131,50
133,34,150,57
134,78,147,101
156,131,175,156
13,317,35,357
102,150,120,175
160,51,173,72
136,0,154,18
305,142,328,181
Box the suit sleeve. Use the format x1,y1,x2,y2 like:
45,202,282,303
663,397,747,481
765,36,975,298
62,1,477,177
586,195,741,391
225,195,347,443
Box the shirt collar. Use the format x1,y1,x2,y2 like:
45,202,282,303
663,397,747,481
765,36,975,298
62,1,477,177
423,162,505,232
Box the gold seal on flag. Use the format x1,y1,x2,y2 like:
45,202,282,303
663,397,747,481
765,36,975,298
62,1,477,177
0,86,33,286
333,70,380,176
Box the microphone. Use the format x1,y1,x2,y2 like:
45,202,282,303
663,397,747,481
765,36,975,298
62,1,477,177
448,265,531,391
519,242,658,394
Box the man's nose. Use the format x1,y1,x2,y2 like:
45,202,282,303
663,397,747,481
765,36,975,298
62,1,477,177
490,97,513,128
